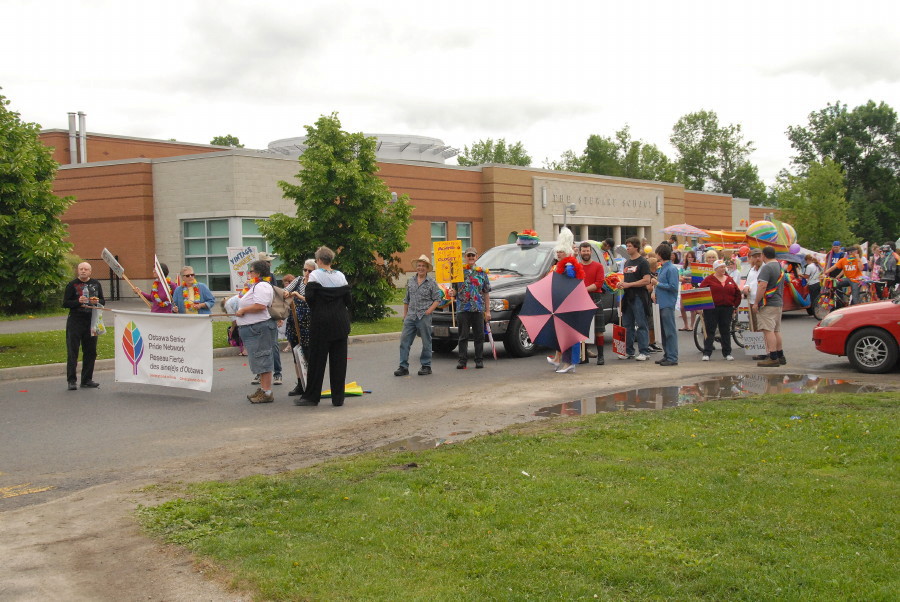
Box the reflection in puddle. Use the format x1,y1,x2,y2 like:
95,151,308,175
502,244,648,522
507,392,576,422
534,373,897,417
377,431,473,452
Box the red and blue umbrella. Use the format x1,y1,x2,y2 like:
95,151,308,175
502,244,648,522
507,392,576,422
517,272,597,351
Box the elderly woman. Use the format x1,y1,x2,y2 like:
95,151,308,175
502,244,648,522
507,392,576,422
131,262,175,313
295,247,352,407
284,258,316,396
172,266,215,314
699,259,742,362
235,260,277,403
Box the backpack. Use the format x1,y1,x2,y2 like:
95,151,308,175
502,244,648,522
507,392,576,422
268,286,290,320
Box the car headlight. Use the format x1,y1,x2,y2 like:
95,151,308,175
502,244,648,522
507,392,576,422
490,299,509,312
819,312,844,327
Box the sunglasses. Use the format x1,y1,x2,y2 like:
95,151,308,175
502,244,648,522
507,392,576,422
303,268,314,273
466,253,476,258
183,273,195,277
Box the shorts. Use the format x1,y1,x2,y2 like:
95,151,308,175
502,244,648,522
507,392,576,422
756,305,782,332
239,319,277,374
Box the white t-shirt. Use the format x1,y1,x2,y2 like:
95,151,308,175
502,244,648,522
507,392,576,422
308,268,348,287
804,262,822,285
236,281,273,326
744,266,760,304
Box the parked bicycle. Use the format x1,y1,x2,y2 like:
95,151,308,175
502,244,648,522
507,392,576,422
813,276,873,320
692,309,750,352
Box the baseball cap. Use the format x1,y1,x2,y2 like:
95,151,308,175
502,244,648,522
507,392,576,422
832,241,841,247
712,260,726,270
464,247,478,256
749,247,763,256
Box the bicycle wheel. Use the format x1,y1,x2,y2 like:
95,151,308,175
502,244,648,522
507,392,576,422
693,316,707,352
858,286,871,304
731,314,748,348
813,294,832,320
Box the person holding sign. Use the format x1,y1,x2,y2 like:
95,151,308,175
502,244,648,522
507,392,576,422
131,262,175,313
62,262,105,390
394,255,443,376
698,260,742,362
448,247,491,370
172,267,215,314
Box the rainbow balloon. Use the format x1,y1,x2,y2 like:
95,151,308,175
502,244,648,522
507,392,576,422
782,223,797,245
121,320,144,375
746,220,778,242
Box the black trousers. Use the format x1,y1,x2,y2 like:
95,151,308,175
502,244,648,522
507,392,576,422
457,311,484,362
305,336,348,405
702,306,734,357
66,316,97,384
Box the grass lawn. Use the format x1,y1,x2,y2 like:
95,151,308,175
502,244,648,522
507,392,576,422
0,317,402,369
138,393,899,600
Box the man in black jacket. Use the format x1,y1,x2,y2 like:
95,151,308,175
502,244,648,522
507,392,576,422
62,262,105,390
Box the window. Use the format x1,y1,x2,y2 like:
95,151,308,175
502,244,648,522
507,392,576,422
242,219,279,272
430,222,447,246
587,226,614,242
182,217,272,292
456,222,472,250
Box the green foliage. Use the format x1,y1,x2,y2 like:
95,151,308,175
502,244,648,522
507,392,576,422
670,110,767,203
547,126,677,182
260,113,413,321
0,92,74,313
457,138,531,166
139,393,898,600
772,159,855,250
209,134,243,148
786,100,900,244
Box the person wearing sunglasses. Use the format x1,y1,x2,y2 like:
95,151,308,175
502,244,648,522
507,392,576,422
172,267,215,314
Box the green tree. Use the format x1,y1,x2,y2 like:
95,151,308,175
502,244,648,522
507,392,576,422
0,92,74,313
457,138,531,166
772,159,855,251
670,110,767,202
786,100,899,243
546,127,676,182
259,113,412,321
210,134,244,148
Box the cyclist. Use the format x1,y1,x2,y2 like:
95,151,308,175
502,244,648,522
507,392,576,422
881,243,899,298
824,244,864,305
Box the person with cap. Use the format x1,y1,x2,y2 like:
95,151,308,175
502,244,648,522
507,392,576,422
448,247,491,369
825,244,864,305
394,254,443,376
698,259,742,362
824,241,845,271
756,246,787,367
742,247,766,359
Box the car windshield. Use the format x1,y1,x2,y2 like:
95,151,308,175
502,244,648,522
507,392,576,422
477,245,552,278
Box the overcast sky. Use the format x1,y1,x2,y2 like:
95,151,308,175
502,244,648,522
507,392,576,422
4,0,898,184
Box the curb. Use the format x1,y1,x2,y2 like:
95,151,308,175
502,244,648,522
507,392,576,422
0,332,401,382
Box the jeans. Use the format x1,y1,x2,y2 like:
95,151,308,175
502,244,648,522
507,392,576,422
836,278,860,304
659,306,678,363
457,311,485,362
273,340,282,376
622,296,650,356
398,314,433,369
702,306,734,357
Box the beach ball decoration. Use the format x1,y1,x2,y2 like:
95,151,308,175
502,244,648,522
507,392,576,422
738,245,750,257
782,223,797,245
746,220,778,242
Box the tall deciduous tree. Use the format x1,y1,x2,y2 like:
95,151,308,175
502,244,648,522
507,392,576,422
772,159,855,251
786,100,899,243
0,92,74,313
210,134,244,148
670,110,767,203
259,113,412,321
546,126,677,182
457,138,531,166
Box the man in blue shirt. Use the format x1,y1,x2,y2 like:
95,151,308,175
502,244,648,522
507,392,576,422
652,244,680,366
449,247,491,369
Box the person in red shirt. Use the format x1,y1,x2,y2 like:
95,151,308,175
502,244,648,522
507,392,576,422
578,241,606,365
825,245,863,304
698,260,742,361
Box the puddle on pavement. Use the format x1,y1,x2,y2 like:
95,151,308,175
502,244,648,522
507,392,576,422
377,431,473,452
534,373,898,417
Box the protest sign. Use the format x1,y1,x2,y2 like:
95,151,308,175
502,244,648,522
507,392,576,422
228,246,258,293
691,262,714,285
681,287,715,311
115,310,213,392
612,324,627,356
742,331,767,356
433,240,463,283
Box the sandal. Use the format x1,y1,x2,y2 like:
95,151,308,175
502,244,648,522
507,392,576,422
678,328,691,331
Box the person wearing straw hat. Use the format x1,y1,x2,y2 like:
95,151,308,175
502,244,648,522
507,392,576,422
395,254,443,376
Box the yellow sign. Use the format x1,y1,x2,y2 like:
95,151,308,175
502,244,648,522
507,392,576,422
433,240,464,283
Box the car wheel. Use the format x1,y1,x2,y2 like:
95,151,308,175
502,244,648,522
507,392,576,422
431,340,458,354
846,328,899,374
504,315,536,357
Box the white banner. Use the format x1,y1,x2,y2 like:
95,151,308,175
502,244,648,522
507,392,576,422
114,310,214,392
228,246,258,293
742,331,767,356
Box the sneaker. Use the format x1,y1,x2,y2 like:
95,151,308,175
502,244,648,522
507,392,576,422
67,382,77,391
80,380,100,388
394,366,409,376
757,358,781,367
635,354,649,361
655,358,665,364
273,374,283,385
475,360,484,369
457,360,467,370
649,344,663,353
725,355,735,361
778,356,787,365
251,374,260,385
701,355,710,361
247,388,274,403
417,366,432,375
617,354,635,360
659,360,679,366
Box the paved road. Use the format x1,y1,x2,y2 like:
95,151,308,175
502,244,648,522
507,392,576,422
1,312,894,510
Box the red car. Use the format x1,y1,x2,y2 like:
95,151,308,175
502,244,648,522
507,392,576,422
813,299,900,373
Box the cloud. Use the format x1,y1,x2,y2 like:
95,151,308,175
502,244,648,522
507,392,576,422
387,98,597,132
765,36,900,87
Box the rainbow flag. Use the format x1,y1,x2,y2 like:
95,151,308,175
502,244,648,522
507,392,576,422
691,262,714,285
681,287,715,311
